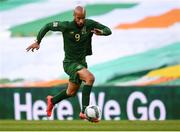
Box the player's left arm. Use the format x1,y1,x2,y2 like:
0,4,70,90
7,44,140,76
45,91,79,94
91,20,112,36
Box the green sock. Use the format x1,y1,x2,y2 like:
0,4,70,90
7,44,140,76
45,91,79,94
82,85,92,113
52,89,70,105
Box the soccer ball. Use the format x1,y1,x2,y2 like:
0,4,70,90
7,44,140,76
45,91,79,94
85,105,102,122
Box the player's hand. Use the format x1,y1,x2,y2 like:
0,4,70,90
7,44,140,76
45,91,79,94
26,42,40,52
91,28,103,35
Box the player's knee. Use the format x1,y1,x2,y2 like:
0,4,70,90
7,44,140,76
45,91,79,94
67,90,77,96
86,74,95,85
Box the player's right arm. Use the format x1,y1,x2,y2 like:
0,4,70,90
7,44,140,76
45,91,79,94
26,21,66,52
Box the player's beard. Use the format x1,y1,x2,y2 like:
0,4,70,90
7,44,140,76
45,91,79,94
74,20,84,28
77,23,84,28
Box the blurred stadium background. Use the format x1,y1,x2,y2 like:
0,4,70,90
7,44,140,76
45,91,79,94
0,0,180,127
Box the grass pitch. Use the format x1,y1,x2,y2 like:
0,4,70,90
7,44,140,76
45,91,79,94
0,120,179,131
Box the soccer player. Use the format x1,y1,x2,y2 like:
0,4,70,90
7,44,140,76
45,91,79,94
26,6,111,122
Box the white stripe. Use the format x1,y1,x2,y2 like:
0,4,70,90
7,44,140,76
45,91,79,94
90,0,180,28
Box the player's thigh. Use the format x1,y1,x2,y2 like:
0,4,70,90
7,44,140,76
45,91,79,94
77,68,95,82
67,81,80,96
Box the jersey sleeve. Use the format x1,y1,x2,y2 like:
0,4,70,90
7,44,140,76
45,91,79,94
36,21,67,44
91,20,112,36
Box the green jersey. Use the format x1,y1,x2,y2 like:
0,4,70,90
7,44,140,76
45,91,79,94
37,19,112,62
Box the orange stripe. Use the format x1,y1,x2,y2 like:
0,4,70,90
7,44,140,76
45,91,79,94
115,9,180,29
24,79,68,87
0,79,68,87
147,65,180,78
137,77,176,86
